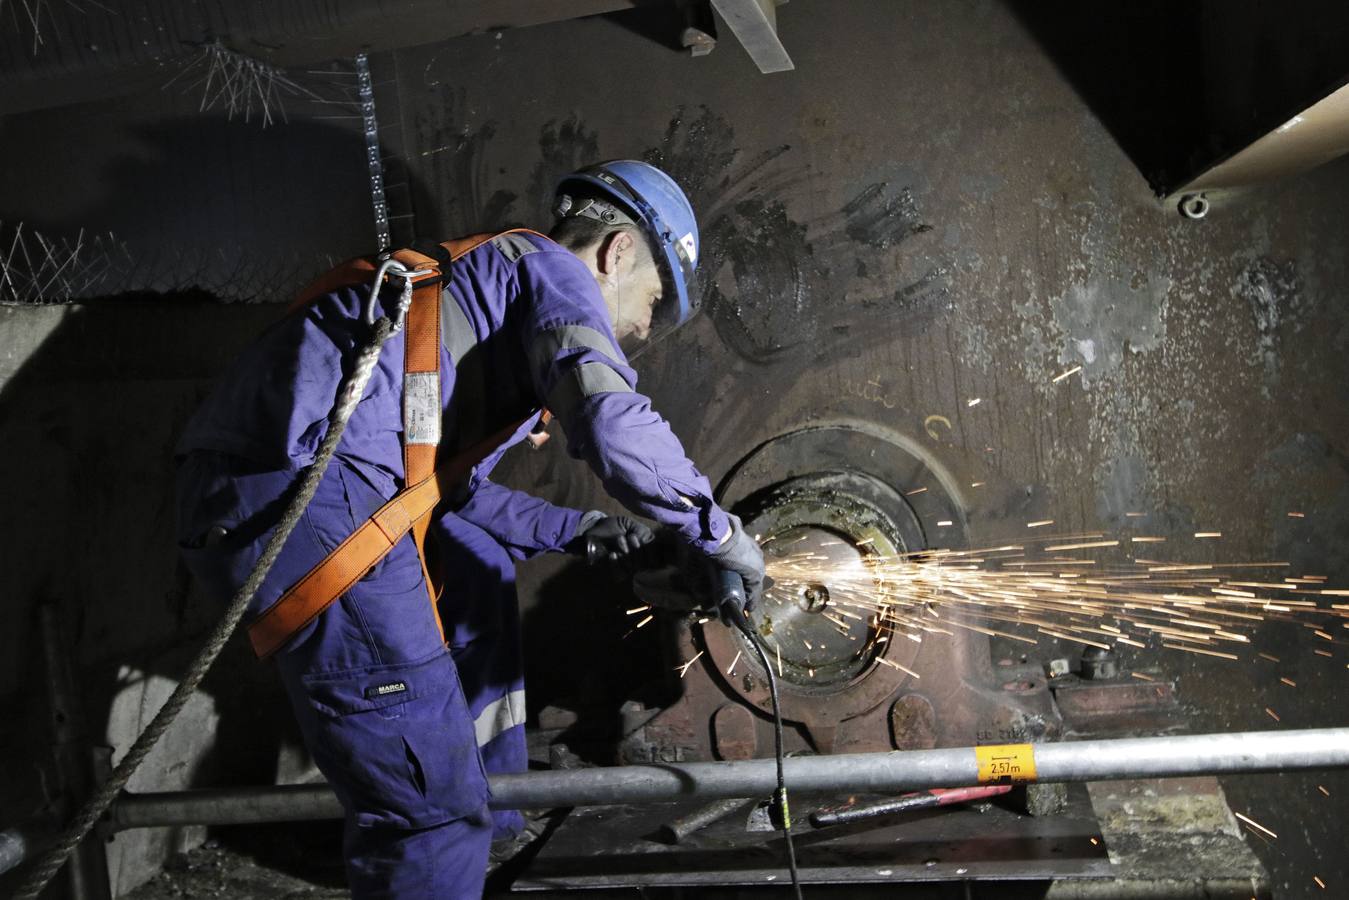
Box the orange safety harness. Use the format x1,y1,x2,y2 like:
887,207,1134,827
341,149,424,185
248,230,550,659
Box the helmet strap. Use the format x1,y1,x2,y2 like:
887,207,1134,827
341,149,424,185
554,195,637,228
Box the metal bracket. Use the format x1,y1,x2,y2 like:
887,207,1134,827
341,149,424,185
709,0,794,73
679,0,718,57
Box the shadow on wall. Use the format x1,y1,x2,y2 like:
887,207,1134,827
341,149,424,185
519,555,680,765
0,115,376,303
0,109,388,893
1004,0,1349,195
0,300,306,893
1001,0,1207,195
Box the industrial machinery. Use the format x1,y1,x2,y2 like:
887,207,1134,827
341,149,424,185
618,424,1060,766
517,424,1276,896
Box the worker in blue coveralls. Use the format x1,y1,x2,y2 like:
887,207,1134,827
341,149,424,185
173,160,765,898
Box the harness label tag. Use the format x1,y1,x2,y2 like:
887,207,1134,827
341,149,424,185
404,372,441,445
365,681,408,699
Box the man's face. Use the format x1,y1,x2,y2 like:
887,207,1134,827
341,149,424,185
609,257,664,346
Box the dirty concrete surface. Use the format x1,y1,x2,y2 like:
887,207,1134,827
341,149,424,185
1,0,1347,897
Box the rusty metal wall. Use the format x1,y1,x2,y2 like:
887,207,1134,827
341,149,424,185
390,2,1349,896
0,0,1343,896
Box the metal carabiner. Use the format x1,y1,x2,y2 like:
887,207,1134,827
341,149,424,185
364,256,434,334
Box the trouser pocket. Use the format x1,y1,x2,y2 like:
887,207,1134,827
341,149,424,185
293,649,490,830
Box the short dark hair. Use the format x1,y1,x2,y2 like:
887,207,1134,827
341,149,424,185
548,213,614,252
548,189,658,265
549,217,657,270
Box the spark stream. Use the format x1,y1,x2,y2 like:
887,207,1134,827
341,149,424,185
761,534,1349,663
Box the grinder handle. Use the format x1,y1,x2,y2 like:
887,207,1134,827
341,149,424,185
716,569,754,633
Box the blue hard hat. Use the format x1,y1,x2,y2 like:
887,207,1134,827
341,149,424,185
555,160,701,332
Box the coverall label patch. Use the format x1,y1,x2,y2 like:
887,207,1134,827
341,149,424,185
365,681,408,699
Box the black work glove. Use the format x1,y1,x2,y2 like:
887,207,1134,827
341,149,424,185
707,514,765,620
570,513,656,563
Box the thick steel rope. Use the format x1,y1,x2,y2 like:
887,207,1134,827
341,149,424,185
14,315,394,899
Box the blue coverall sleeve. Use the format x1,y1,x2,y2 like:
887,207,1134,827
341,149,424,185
453,478,586,561
514,248,730,554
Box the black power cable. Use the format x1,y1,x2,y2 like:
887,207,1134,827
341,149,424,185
717,574,803,899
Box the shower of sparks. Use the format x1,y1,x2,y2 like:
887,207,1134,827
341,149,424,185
1052,365,1082,383
760,530,1349,671
675,650,704,678
1233,812,1278,840
163,40,322,126
877,657,920,678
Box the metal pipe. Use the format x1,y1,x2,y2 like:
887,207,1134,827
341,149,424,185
38,604,113,900
658,797,756,844
102,727,1349,832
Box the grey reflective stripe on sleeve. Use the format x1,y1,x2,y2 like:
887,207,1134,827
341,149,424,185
546,363,632,419
474,689,526,747
440,288,476,366
528,324,622,382
491,232,541,263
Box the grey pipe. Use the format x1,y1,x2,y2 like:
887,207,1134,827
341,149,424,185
102,727,1349,832
658,797,756,844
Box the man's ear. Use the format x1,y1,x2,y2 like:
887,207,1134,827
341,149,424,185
598,230,635,277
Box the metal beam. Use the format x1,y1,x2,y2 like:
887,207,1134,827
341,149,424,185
710,0,794,73
1171,79,1349,198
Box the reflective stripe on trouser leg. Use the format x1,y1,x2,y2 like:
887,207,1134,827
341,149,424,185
474,689,526,746
432,510,529,839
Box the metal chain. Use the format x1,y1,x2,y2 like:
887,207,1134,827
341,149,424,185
13,312,396,900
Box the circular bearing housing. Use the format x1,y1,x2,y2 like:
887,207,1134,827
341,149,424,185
700,424,969,730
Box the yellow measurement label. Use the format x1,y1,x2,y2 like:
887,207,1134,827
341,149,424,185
975,744,1037,784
